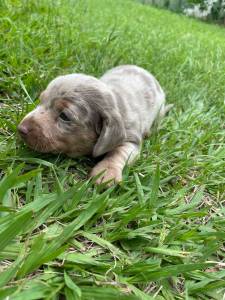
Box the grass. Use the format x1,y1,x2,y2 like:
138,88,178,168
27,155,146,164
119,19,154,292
0,0,225,299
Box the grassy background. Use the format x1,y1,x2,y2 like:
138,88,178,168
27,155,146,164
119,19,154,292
0,0,225,299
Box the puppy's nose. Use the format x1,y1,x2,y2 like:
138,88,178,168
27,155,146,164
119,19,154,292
18,124,29,136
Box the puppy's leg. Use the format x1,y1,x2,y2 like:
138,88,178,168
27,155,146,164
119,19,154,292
90,142,140,185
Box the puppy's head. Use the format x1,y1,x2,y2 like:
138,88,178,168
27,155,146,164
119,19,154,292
18,74,126,157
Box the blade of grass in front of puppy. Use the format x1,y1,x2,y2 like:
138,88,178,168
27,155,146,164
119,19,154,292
128,262,216,283
144,246,190,258
84,187,114,229
22,193,57,214
33,171,43,199
0,210,33,252
17,231,68,278
58,252,110,267
27,186,81,230
64,287,81,300
6,183,88,233
64,271,82,299
0,287,17,300
148,165,160,209
0,249,25,288
0,242,23,260
165,186,205,215
134,173,145,206
62,180,90,214
46,191,110,250
0,165,41,205
14,169,42,188
17,192,109,276
80,286,139,300
187,274,225,294
0,163,24,202
5,157,54,168
119,281,155,300
81,231,128,261
110,189,135,208
4,280,52,300
0,205,15,212
116,203,144,229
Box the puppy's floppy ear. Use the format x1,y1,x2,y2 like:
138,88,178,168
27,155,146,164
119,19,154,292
93,109,126,157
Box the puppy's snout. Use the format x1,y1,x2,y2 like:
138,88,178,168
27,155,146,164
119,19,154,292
18,124,29,136
18,118,34,138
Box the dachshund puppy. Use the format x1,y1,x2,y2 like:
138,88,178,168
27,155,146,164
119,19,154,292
18,65,172,184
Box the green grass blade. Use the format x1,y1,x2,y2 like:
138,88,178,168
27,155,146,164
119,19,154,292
0,210,32,251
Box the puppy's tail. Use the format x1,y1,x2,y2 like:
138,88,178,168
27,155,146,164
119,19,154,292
159,103,174,118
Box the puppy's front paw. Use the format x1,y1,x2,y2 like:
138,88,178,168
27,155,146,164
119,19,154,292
90,164,122,186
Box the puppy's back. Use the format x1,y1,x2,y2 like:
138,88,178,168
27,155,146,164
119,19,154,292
100,65,166,141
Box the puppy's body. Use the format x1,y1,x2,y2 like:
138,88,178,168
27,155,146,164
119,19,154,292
18,65,171,184
100,65,166,141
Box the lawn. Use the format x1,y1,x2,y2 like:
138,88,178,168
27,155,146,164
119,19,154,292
0,0,225,299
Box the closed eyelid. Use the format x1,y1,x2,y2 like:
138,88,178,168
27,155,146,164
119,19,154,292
53,99,71,111
51,99,82,122
59,111,72,122
59,108,75,119
58,107,80,123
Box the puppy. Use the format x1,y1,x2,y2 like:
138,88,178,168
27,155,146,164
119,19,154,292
18,65,172,184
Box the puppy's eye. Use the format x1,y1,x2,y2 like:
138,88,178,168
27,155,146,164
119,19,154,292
59,112,71,122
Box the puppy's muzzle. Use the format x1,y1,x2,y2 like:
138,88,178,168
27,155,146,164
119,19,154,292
18,118,34,140
18,118,42,149
18,123,30,137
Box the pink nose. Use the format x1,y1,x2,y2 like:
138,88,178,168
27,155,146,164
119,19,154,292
18,124,29,136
